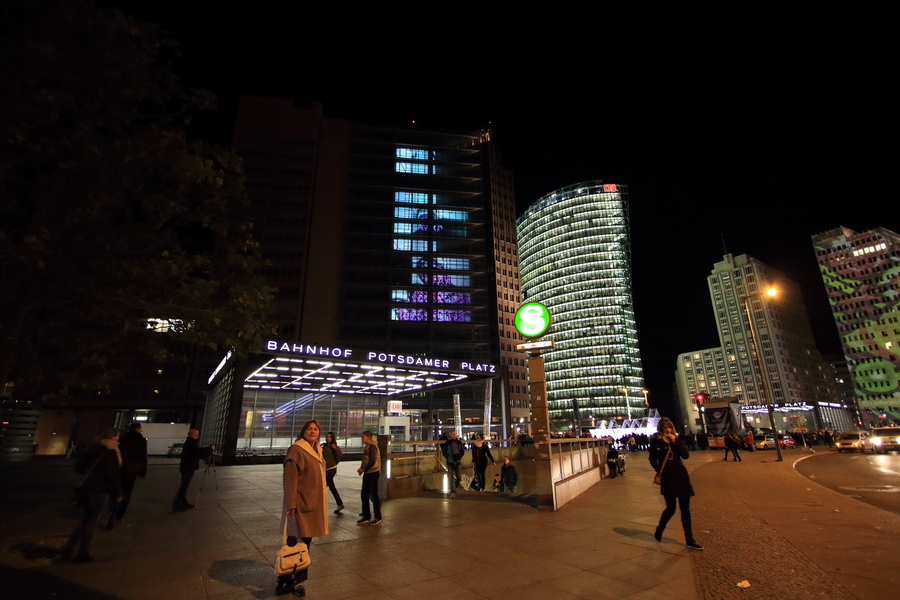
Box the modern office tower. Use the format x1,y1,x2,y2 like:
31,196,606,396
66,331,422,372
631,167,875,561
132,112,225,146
224,97,526,445
707,254,851,431
675,347,744,433
516,181,644,430
812,226,900,423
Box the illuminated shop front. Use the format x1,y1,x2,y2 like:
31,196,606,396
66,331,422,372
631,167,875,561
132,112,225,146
202,340,496,463
739,401,854,432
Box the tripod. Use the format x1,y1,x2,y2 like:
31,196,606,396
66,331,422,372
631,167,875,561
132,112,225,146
195,452,220,508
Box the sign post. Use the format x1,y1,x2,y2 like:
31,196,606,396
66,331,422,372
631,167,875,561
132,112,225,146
514,302,555,510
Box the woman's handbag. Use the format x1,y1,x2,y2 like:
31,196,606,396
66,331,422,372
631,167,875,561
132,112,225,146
653,442,673,485
275,514,310,575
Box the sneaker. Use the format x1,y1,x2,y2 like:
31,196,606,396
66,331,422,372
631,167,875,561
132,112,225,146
333,505,344,514
369,518,382,525
356,518,369,525
292,582,306,597
686,541,704,551
450,493,456,498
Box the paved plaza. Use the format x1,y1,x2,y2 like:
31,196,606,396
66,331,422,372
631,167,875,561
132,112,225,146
2,448,898,600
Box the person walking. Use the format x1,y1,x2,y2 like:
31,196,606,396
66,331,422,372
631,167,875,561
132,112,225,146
106,421,148,527
322,432,344,514
356,431,382,525
441,430,464,498
470,433,495,492
279,420,328,596
172,429,215,511
59,428,123,562
649,417,703,551
500,456,518,492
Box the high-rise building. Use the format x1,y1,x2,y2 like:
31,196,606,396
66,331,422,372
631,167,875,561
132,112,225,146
704,254,850,431
674,347,743,433
204,98,527,456
516,181,644,429
812,226,900,424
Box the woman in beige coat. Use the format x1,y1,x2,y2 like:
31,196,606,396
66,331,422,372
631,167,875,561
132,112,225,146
279,420,328,597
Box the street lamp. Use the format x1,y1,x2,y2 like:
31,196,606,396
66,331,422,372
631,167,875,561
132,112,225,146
742,286,783,462
622,387,631,420
642,389,649,409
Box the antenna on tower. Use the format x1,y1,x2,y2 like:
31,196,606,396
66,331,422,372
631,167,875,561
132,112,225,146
721,233,728,254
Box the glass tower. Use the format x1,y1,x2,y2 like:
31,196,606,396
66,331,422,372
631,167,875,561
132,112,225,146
516,181,644,427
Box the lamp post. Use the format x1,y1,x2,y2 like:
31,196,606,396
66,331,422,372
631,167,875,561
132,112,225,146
642,389,649,412
622,387,631,420
742,287,783,462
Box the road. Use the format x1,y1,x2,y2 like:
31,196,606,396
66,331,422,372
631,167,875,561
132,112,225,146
795,450,900,515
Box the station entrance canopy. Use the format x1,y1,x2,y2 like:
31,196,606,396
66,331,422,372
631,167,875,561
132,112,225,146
241,340,498,396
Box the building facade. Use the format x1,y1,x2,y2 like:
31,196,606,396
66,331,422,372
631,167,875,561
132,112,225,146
674,347,744,433
702,254,851,432
812,226,900,425
516,181,644,430
218,98,526,450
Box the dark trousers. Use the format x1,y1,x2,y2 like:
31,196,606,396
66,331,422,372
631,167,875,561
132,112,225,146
67,494,106,554
474,464,488,491
326,468,343,506
448,461,462,490
173,470,194,507
658,496,694,544
360,471,381,520
111,473,139,520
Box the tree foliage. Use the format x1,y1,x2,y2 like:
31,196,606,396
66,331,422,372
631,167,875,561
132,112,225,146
0,0,274,400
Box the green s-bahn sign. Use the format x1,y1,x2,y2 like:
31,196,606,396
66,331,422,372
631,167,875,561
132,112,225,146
514,302,552,338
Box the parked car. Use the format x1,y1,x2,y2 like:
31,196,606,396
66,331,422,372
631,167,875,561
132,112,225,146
167,443,184,457
834,431,874,453
754,435,778,451
777,434,795,448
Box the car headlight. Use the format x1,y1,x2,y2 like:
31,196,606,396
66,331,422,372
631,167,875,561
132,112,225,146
873,438,882,445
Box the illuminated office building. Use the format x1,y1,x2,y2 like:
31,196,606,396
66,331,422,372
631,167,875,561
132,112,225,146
202,98,527,459
705,254,850,431
516,181,644,428
812,226,900,424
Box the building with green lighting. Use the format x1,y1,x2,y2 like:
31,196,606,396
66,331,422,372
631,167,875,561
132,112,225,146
516,181,645,430
812,226,900,425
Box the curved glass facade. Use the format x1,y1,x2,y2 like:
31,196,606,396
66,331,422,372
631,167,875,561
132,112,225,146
517,181,644,426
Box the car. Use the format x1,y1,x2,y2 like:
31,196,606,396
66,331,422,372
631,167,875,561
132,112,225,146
754,435,778,451
777,434,795,449
870,427,900,453
833,431,874,453
167,442,184,457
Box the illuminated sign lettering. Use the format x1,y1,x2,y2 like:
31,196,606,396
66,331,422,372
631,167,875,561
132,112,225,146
366,352,450,369
603,183,618,192
266,341,353,358
387,401,403,413
515,302,552,338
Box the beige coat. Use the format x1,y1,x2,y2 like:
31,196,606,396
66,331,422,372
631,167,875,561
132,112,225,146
281,439,329,539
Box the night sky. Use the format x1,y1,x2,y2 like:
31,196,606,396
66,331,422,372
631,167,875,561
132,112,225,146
113,4,895,415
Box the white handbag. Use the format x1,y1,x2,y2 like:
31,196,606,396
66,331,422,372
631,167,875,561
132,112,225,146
275,514,310,575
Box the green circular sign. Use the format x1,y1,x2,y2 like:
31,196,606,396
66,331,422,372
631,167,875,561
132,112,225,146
514,302,552,338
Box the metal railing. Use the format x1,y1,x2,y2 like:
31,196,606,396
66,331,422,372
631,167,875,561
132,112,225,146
548,437,605,482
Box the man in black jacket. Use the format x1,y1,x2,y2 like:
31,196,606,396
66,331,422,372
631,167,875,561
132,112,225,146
441,430,465,498
107,422,147,526
172,429,215,511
